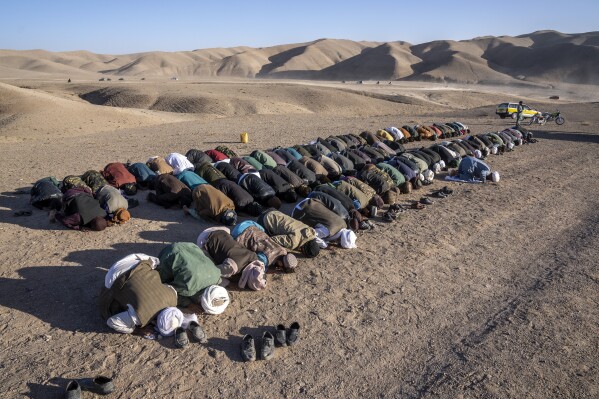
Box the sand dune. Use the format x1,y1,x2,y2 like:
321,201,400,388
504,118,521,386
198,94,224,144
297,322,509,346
75,82,418,116
2,30,598,84
0,81,194,141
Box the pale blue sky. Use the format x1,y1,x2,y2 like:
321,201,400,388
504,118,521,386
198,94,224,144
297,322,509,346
1,0,597,54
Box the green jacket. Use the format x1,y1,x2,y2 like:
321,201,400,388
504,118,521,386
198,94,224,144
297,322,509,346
251,150,277,168
158,243,221,304
376,163,406,186
242,156,263,171
194,162,227,184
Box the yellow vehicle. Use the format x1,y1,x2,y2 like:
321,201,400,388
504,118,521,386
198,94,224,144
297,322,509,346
496,102,538,119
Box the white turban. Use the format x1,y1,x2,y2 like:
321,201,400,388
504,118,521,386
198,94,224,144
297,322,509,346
474,149,482,158
423,170,434,182
196,226,231,249
105,254,159,289
491,146,498,155
433,163,441,174
438,160,446,169
491,171,500,183
156,307,184,336
165,152,194,175
339,229,357,249
201,285,230,315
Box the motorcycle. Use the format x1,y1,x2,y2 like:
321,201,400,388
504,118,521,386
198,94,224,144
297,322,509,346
529,110,565,125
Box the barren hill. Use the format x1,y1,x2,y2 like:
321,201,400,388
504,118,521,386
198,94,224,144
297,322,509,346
1,30,598,84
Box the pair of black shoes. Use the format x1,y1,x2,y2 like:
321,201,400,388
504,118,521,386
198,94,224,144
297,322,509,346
431,186,454,199
175,321,208,348
358,220,376,230
241,322,300,362
65,376,114,398
275,322,300,347
241,331,275,362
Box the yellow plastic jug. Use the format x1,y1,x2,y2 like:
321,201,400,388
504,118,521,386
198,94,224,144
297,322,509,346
240,132,249,143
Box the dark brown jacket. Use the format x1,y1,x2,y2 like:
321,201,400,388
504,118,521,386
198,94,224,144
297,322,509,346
98,261,177,327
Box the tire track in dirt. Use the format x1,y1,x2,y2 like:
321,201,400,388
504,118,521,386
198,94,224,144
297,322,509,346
376,142,599,398
408,211,599,398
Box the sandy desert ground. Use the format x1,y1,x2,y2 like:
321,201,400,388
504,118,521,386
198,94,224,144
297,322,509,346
0,77,598,398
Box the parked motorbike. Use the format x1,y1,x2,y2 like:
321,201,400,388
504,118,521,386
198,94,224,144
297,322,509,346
529,110,565,125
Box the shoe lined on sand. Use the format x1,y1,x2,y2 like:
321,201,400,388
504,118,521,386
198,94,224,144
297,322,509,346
389,204,406,213
261,331,275,360
77,376,114,395
65,380,81,399
411,202,425,210
420,197,434,205
189,321,208,344
241,334,256,362
287,322,300,346
358,221,371,230
275,324,287,347
174,327,189,348
440,186,453,195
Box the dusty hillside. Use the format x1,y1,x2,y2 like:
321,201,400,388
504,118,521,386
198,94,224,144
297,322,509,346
2,30,598,84
0,82,195,141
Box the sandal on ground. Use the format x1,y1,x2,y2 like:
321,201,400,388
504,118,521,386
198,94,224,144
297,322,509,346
13,210,32,217
411,202,425,210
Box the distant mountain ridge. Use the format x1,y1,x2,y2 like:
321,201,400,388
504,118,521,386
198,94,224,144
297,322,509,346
1,30,598,84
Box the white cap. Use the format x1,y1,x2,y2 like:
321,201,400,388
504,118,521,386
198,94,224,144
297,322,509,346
340,229,357,249
474,149,482,158
201,285,230,315
423,169,434,181
491,171,500,182
156,307,183,336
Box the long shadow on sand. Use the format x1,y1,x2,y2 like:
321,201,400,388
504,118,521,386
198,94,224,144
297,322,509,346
0,188,65,231
206,325,277,363
532,130,599,144
26,377,74,399
0,243,165,334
